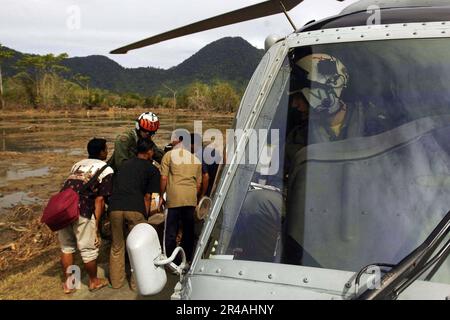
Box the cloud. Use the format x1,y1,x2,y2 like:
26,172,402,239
0,0,359,68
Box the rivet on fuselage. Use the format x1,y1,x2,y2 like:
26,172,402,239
239,271,243,276
303,277,309,284
268,274,273,279
216,268,221,274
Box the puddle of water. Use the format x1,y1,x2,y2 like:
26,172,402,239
4,167,50,181
1,114,232,153
0,192,40,210
68,149,84,156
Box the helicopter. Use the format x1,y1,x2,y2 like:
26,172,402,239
111,0,450,300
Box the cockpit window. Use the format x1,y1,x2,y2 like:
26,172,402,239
204,38,450,285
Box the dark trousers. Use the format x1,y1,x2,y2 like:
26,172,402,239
165,206,195,262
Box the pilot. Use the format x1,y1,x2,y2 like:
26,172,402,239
282,53,391,266
285,53,389,165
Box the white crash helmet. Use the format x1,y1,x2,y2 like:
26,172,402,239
135,112,160,133
295,53,349,115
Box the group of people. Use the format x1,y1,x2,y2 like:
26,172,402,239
56,112,217,294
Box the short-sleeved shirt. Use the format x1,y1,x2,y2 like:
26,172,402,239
109,157,160,216
62,159,114,219
160,148,202,208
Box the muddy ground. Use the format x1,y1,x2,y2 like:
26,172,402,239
0,109,234,300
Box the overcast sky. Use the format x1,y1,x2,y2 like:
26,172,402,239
0,0,360,69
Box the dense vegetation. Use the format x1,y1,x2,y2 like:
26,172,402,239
0,37,264,111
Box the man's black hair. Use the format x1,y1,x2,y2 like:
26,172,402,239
87,138,107,159
137,139,155,154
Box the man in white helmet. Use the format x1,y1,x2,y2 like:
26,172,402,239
108,112,165,171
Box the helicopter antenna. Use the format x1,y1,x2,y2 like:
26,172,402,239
279,0,297,31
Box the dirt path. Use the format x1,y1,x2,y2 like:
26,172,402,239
0,239,179,300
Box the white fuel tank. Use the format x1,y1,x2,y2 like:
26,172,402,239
126,223,167,295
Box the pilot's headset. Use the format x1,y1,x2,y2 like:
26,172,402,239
292,53,349,115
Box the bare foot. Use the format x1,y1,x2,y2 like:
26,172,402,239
88,278,109,292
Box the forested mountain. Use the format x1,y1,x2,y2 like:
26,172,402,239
2,37,264,96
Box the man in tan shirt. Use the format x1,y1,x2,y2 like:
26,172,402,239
159,133,202,263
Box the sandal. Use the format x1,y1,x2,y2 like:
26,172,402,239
62,282,76,294
89,278,109,292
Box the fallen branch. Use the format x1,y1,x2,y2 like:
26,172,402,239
9,225,30,233
0,243,16,252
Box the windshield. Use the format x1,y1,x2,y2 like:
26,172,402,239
204,38,450,285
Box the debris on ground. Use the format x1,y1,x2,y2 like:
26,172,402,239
0,205,58,273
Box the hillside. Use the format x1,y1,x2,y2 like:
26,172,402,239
2,37,264,96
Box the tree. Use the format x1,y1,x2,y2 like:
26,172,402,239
211,81,240,112
16,53,69,107
72,73,91,107
183,82,212,110
0,44,14,109
163,84,177,111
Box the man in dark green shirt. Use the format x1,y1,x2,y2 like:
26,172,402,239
108,112,164,171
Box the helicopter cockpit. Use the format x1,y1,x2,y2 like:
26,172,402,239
204,37,450,287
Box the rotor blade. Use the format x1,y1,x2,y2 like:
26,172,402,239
111,0,304,54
